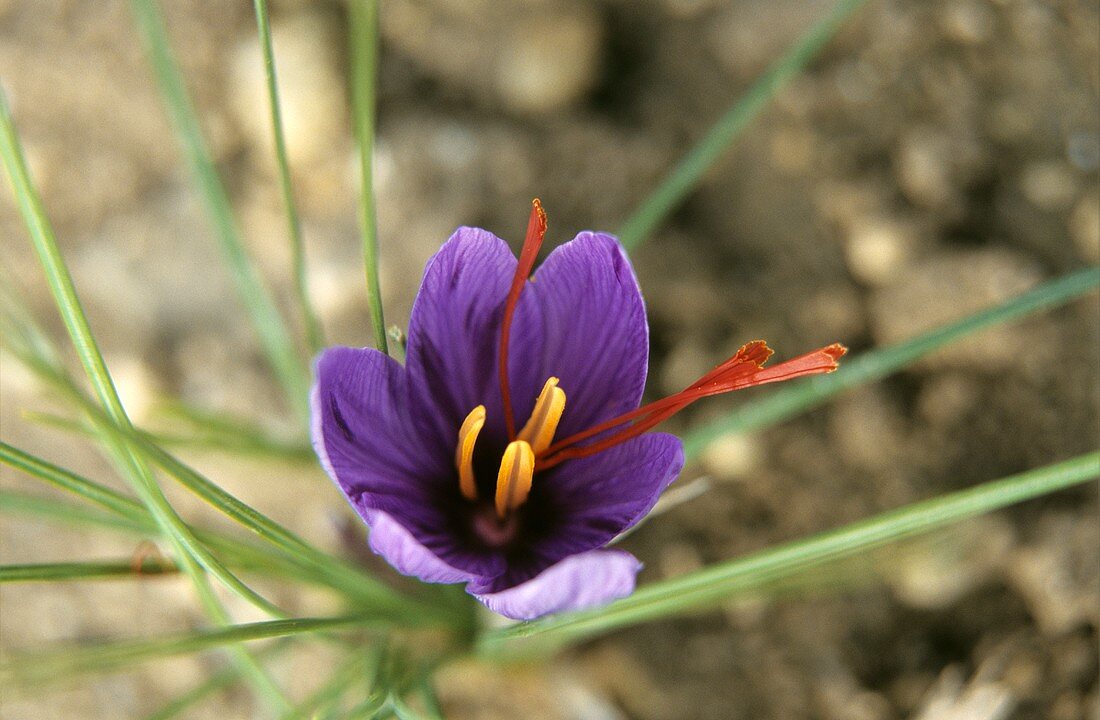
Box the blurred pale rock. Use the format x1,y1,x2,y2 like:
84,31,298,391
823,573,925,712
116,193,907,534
700,433,764,480
1069,189,1099,262
915,372,981,425
941,1,995,44
496,7,603,114
1019,160,1079,211
869,249,1043,369
1006,514,1099,636
885,517,1014,610
843,217,917,286
895,127,986,212
913,665,1016,720
230,9,346,167
828,388,905,472
709,0,833,80
382,0,603,114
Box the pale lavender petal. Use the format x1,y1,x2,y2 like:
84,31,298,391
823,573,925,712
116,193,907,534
362,508,474,584
525,232,648,437
404,227,544,448
473,549,642,620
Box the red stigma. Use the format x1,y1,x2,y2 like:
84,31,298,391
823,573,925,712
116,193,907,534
500,199,548,439
536,342,847,470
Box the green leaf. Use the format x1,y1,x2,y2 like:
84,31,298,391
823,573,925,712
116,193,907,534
0,560,177,583
0,440,141,518
128,0,310,422
3,616,376,685
349,0,389,354
280,651,377,720
144,642,291,720
252,0,324,354
1,87,290,709
480,452,1099,655
681,266,1100,458
617,0,870,249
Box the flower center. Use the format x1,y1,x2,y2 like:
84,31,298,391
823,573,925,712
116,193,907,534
455,377,567,519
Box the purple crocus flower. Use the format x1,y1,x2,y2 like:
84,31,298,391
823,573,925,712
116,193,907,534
312,201,845,620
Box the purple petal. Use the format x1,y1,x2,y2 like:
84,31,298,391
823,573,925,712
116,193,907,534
404,227,544,447
473,549,642,620
525,232,648,437
361,507,473,584
547,431,684,544
469,432,683,594
311,346,446,506
314,347,505,577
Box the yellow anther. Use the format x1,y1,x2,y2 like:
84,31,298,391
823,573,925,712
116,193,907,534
455,405,486,500
495,440,534,519
516,377,566,455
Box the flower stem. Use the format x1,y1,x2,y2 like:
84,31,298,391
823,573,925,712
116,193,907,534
349,0,389,354
253,0,325,354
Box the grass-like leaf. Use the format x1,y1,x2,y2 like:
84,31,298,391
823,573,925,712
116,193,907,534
617,0,870,249
2,616,376,685
252,0,324,354
280,651,377,720
0,440,141,517
349,0,389,354
682,266,1100,458
144,643,291,720
128,0,311,422
480,451,1099,655
0,560,178,583
1,87,290,707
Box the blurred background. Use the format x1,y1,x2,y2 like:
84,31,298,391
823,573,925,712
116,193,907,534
1,0,1097,718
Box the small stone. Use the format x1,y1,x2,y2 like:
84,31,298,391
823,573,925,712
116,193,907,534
941,1,995,44
828,388,906,473
869,249,1044,370
1068,189,1100,262
1019,161,1079,211
885,517,1014,610
915,372,981,426
495,7,603,114
699,433,764,479
230,10,346,167
844,217,916,286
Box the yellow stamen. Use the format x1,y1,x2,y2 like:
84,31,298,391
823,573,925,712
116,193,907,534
516,377,566,455
455,405,486,500
495,440,534,519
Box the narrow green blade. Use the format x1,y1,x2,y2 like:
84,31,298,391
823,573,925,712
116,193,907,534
481,452,1099,654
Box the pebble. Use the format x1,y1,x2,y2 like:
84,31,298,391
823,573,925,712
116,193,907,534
843,217,916,286
700,433,764,480
868,249,1043,369
1068,190,1100,262
495,6,603,114
230,9,346,167
1019,160,1079,211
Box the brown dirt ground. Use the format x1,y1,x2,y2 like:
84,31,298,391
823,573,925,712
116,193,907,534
1,0,1097,718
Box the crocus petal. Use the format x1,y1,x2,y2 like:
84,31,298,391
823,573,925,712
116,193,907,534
547,431,685,546
525,232,648,437
469,432,683,595
472,549,642,620
360,507,474,584
312,346,447,506
404,227,544,447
